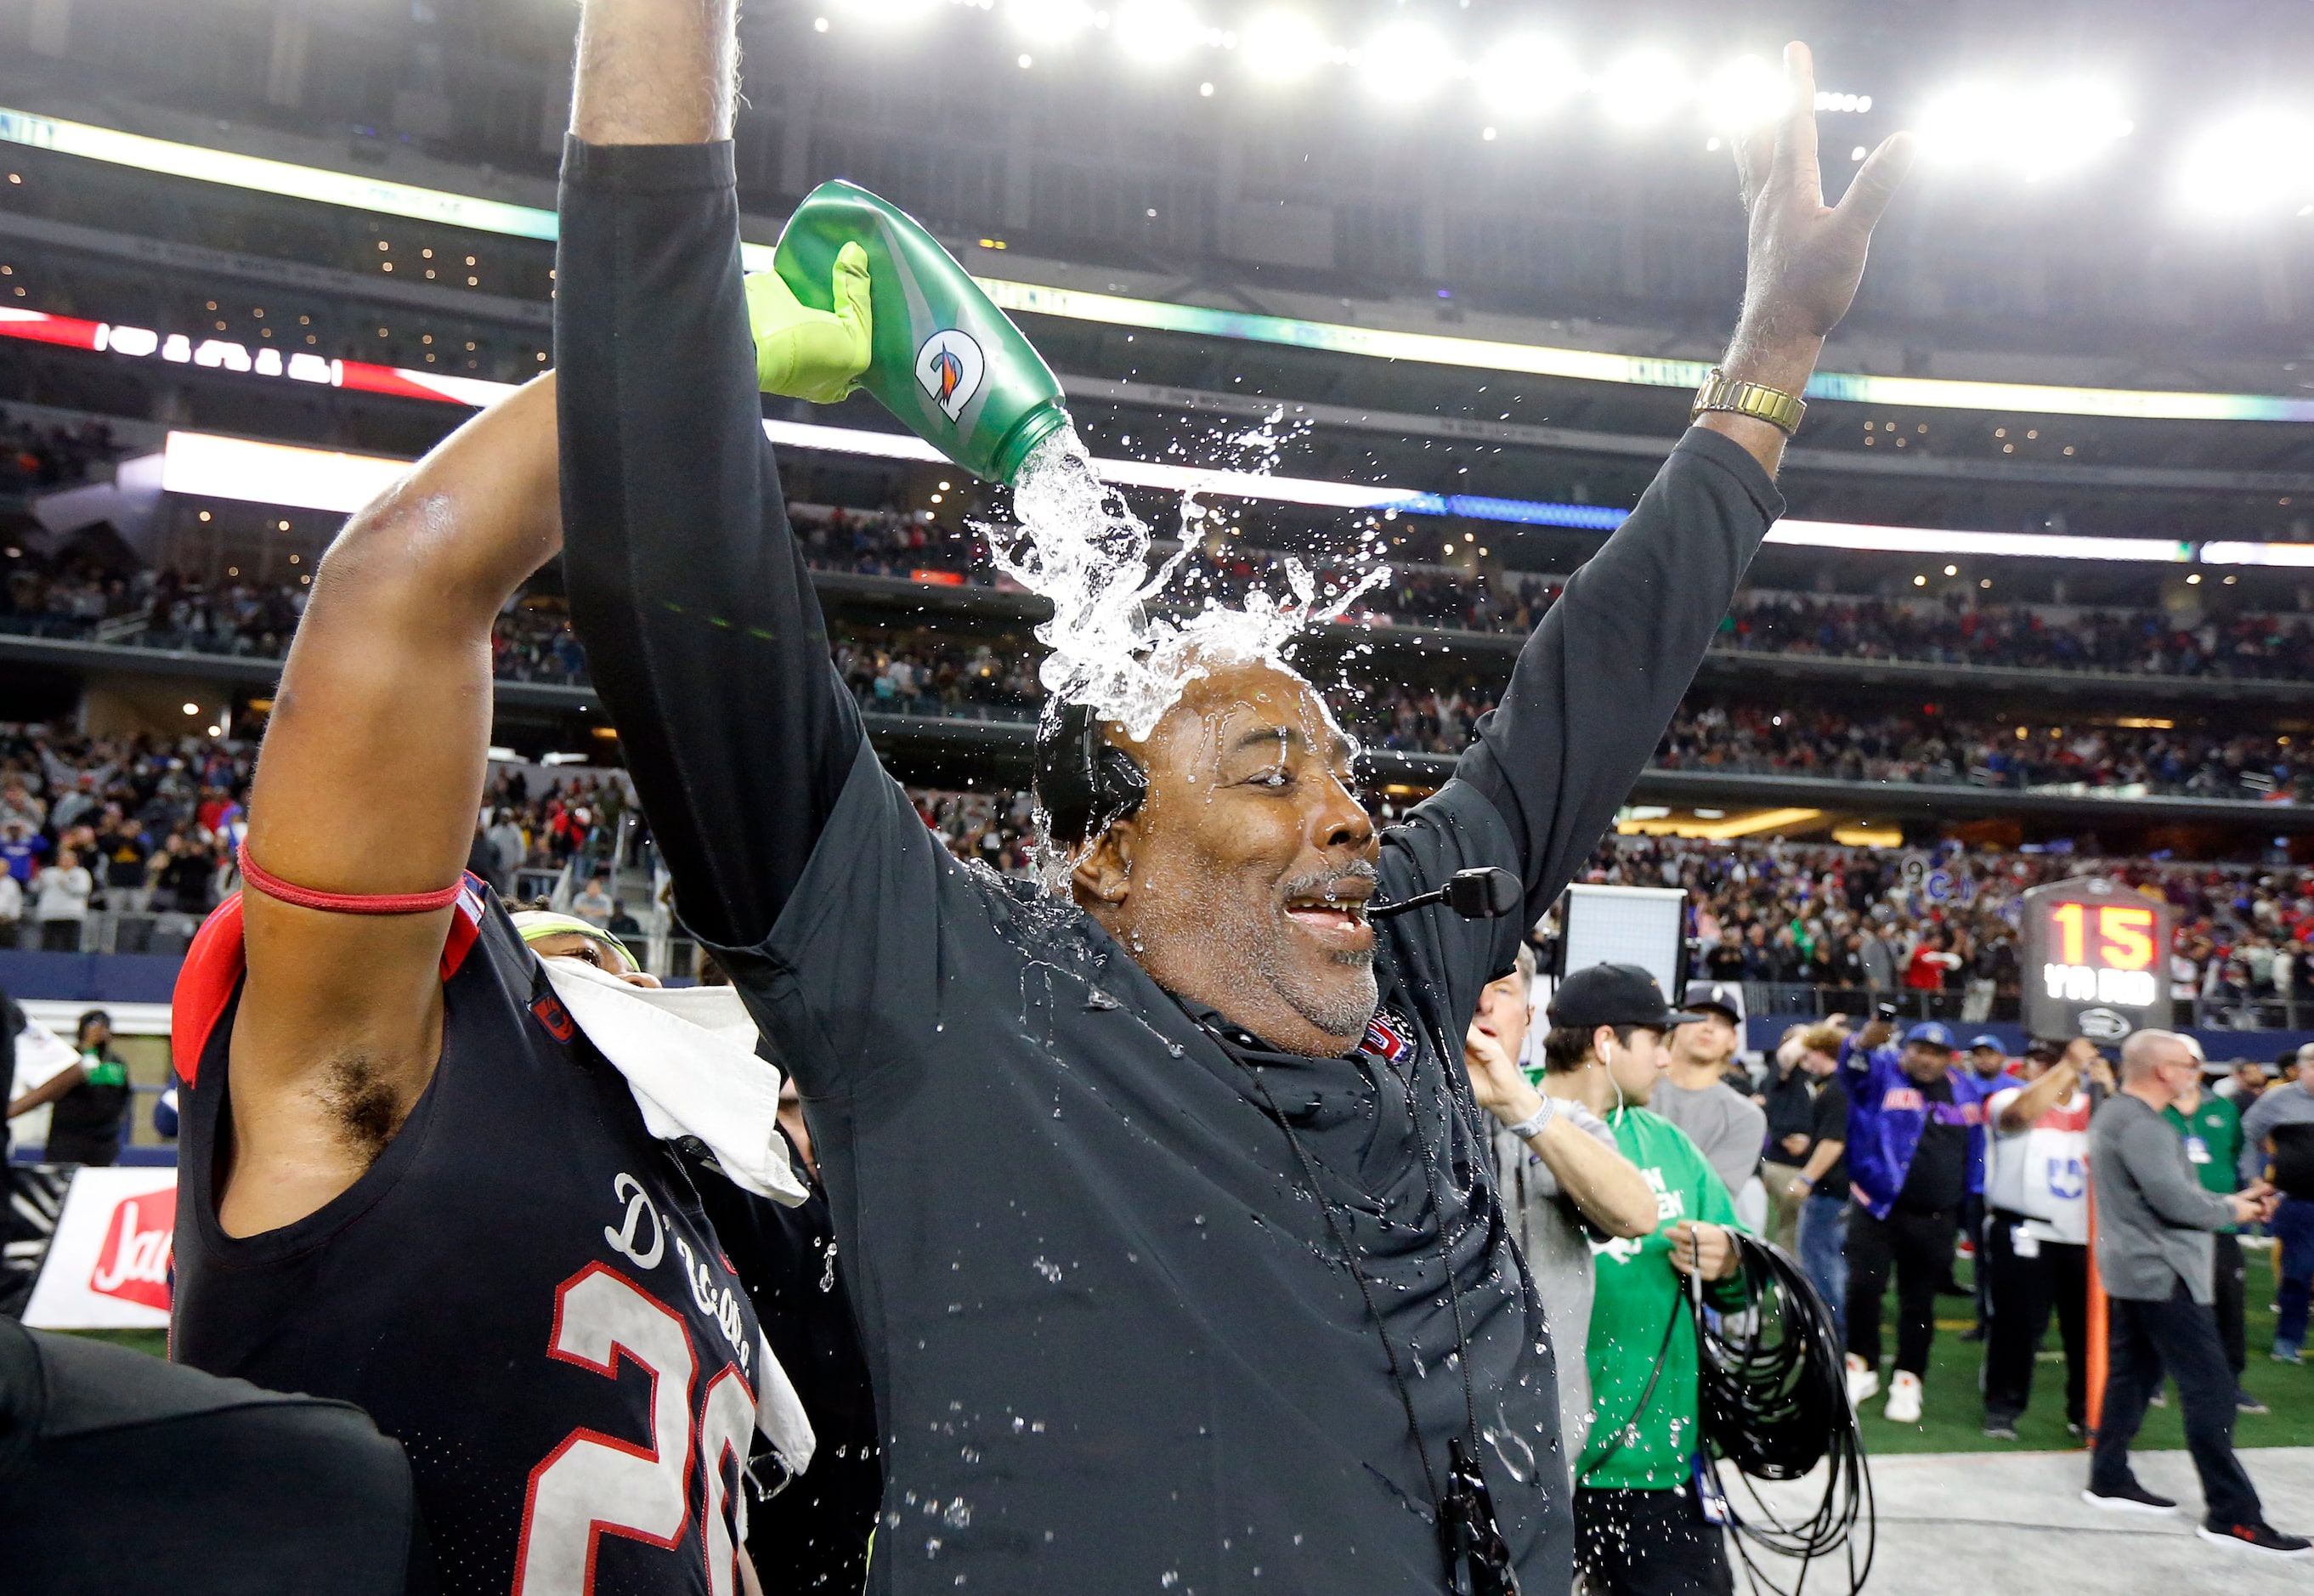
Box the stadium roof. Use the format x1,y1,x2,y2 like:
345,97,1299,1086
7,103,2314,426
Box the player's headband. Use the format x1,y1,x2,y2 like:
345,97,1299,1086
511,911,640,975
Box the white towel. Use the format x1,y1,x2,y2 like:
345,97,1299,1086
537,956,810,1208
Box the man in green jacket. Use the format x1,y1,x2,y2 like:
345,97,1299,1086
2165,1038,2257,1412
1540,963,1749,1595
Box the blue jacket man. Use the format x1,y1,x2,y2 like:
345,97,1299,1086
1838,1020,2002,1422
1841,1020,2000,1218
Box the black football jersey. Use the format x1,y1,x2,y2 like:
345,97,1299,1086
172,880,785,1596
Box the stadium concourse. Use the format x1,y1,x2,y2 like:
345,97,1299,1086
6,0,2314,1590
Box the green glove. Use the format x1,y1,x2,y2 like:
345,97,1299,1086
744,240,872,405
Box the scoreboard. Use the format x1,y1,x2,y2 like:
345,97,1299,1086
2020,876,2173,1043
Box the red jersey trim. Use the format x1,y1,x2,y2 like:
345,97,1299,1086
172,874,492,1088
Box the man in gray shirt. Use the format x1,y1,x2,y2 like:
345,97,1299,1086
2241,1045,2314,1361
1649,985,1768,1202
2085,1031,2305,1559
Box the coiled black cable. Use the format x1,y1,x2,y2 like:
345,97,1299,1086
1689,1230,1876,1596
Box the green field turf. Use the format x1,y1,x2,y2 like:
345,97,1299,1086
53,1248,2314,1455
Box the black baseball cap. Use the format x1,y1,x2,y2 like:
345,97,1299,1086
1548,963,1706,1031
1683,982,1743,1024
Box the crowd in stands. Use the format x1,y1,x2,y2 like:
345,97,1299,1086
1655,699,2310,803
1576,831,2314,1028
836,637,1042,722
7,712,2314,1036
0,724,250,950
15,529,2314,700
1722,591,2314,681
0,416,120,495
0,721,644,950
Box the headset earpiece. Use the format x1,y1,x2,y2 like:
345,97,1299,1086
1033,701,1146,850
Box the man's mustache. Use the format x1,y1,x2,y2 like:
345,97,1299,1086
1274,859,1380,905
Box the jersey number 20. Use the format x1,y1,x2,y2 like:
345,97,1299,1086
514,1263,759,1596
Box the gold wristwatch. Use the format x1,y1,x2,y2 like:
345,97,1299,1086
1690,367,1807,437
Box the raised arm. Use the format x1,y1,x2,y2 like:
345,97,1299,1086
1455,44,1910,919
557,0,862,952
226,376,561,1235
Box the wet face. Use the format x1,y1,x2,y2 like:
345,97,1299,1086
529,931,660,989
1900,1042,1952,1084
1073,660,1378,1057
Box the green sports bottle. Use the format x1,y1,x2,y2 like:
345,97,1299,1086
772,179,1071,486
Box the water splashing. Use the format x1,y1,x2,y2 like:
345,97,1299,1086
982,422,1389,886
989,426,1387,743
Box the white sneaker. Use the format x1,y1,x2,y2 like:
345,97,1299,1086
1846,1354,1881,1408
1884,1370,1923,1424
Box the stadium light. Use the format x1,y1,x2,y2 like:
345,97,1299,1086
1917,80,2134,181
1358,23,1457,102
1474,36,1584,119
161,424,2244,567
1236,11,1327,79
1594,49,1689,128
837,0,944,25
2174,109,2314,217
1112,0,1205,63
1700,54,1786,130
1005,0,1098,43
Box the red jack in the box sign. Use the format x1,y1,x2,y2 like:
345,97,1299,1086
89,1187,175,1311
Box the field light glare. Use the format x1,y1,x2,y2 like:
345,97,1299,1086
1474,36,1584,118
836,0,942,24
1701,54,1786,130
1236,10,1325,80
1918,81,2134,181
1006,0,1099,42
2175,109,2314,216
1594,49,1689,128
1113,0,1203,62
1359,23,1456,102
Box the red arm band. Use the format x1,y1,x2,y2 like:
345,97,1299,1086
237,841,464,915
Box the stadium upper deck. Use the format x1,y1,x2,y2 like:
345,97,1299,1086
3,1,2314,857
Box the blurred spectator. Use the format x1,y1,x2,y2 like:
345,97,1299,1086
7,1010,130,1166
34,844,90,951
573,873,614,928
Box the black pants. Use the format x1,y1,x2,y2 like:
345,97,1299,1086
2214,1230,2247,1381
1960,1191,1989,1325
1576,1486,1733,1596
1845,1203,1956,1377
2091,1283,2263,1530
1982,1214,2088,1425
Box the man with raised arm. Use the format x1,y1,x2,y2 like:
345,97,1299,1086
557,8,1908,1588
167,377,815,1596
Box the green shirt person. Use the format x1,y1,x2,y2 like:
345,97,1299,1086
1582,1106,1748,1490
1534,961,1753,1596
2164,1089,2245,1208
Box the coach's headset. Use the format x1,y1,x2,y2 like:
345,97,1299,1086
1033,700,1147,852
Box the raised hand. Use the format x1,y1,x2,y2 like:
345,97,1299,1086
1702,42,1915,475
1730,42,1915,352
1464,1022,1543,1126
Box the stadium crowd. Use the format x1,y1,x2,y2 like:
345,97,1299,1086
12,532,2314,694
1578,832,2314,1028
0,724,639,949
